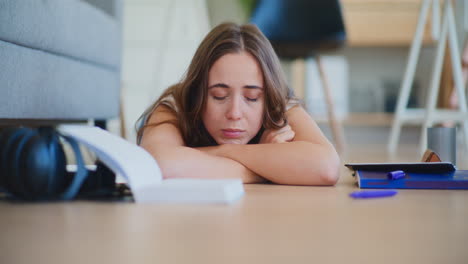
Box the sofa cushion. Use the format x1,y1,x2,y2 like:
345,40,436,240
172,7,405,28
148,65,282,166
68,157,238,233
0,0,121,121
0,0,121,69
0,39,120,120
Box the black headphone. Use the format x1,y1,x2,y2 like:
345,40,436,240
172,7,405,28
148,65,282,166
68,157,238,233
0,126,117,201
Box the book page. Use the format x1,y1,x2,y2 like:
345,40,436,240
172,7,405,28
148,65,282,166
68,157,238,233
59,125,163,202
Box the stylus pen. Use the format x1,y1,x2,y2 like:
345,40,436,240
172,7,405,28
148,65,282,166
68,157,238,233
349,190,398,199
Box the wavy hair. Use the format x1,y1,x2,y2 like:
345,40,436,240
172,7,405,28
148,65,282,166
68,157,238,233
136,22,298,147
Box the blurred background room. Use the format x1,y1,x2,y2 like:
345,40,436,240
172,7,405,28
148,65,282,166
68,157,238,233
118,0,468,168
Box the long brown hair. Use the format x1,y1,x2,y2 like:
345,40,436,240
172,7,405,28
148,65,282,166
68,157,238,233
136,22,298,147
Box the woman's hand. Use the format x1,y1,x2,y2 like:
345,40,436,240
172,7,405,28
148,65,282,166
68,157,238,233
259,125,295,144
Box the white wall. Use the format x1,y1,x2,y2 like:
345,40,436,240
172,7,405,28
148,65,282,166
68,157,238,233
121,0,210,142
337,46,436,113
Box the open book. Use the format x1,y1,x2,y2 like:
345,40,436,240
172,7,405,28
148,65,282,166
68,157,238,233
58,125,244,204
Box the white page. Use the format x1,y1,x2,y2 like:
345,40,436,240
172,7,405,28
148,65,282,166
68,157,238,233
59,125,162,202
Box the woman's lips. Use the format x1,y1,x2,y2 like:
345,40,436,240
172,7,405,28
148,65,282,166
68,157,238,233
222,129,245,138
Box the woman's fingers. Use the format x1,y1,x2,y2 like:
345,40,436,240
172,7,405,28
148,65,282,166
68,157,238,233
277,125,292,134
283,130,295,142
261,125,295,143
273,129,295,143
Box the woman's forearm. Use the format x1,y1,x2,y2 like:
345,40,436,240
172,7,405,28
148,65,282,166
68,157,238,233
146,145,266,183
211,141,340,185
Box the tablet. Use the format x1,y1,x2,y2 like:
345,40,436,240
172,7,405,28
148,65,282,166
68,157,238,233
345,162,456,173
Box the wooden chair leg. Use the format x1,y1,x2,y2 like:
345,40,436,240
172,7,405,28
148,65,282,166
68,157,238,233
119,92,127,139
316,56,346,155
291,58,306,99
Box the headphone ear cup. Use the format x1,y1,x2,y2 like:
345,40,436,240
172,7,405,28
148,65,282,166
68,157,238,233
0,127,67,200
19,128,69,200
19,133,52,199
3,127,36,198
0,128,17,188
0,128,24,170
1,127,115,200
37,127,68,196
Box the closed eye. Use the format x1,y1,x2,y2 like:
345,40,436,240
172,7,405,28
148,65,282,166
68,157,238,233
246,97,258,102
213,96,227,100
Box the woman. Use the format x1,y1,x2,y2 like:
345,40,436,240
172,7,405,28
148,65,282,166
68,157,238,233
137,22,340,185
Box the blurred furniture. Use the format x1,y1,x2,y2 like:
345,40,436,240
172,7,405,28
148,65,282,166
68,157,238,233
388,0,468,154
251,0,347,154
342,0,436,47
0,0,122,128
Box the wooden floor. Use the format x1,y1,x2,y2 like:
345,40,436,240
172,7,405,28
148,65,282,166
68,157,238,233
2,123,468,264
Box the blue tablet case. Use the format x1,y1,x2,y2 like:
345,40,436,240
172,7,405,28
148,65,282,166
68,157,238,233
355,170,468,189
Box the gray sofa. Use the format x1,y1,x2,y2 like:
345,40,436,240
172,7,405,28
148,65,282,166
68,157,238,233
0,0,122,125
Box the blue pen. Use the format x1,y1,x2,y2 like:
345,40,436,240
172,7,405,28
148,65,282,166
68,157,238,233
349,190,398,199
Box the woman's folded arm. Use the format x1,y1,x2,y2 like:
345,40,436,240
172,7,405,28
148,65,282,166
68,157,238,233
144,142,266,183
199,141,339,185
197,106,340,185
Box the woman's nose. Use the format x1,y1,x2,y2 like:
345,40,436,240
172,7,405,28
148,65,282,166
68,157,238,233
226,97,242,120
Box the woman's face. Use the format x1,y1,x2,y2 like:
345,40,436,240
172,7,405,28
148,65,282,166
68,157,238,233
202,51,265,145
